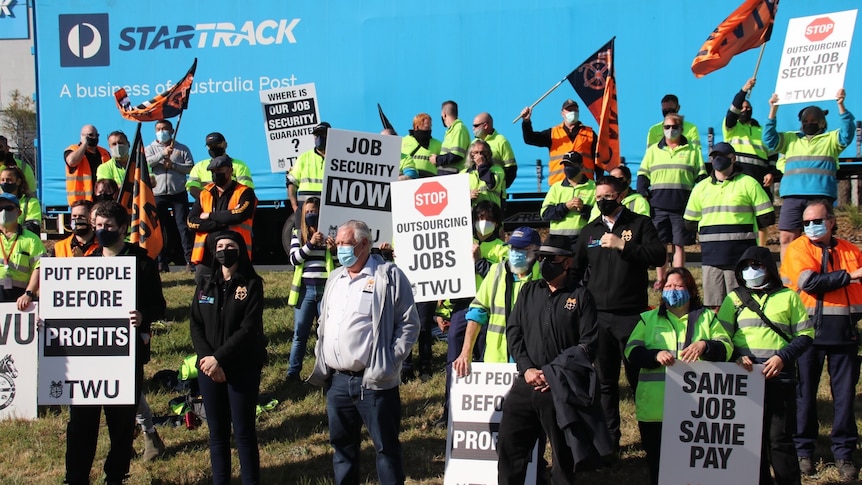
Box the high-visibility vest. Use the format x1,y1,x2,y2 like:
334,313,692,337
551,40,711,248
467,165,506,208
439,119,470,173
286,149,325,198
191,183,254,264
64,144,111,205
17,194,42,229
0,229,47,289
401,136,441,178
288,248,334,306
186,158,255,192
723,121,770,169
773,129,844,199
625,307,731,422
482,130,516,170
549,124,596,185
54,234,99,257
542,178,596,237
637,140,705,211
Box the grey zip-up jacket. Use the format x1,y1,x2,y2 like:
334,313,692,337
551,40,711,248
309,254,420,390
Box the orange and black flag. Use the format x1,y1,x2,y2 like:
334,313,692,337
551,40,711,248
118,123,163,260
378,104,397,135
567,38,620,171
115,58,197,121
691,0,778,78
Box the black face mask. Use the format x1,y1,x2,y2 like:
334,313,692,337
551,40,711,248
712,156,733,172
314,136,326,150
0,182,17,194
540,258,567,282
95,193,115,202
563,166,581,180
212,172,230,188
411,129,432,149
305,212,319,228
86,137,99,147
216,248,240,268
95,228,121,247
208,147,226,158
597,198,621,216
73,221,92,236
738,111,752,123
802,122,821,136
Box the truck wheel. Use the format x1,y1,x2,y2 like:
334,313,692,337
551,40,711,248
281,212,297,258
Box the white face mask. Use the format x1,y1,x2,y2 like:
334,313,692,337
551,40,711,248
0,209,17,226
475,220,496,238
565,111,578,124
663,127,681,140
741,265,769,289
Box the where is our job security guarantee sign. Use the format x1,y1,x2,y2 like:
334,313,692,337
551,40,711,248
259,82,320,172
38,259,137,405
318,128,400,247
391,174,476,302
659,361,765,485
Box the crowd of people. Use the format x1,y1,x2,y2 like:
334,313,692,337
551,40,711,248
0,77,859,483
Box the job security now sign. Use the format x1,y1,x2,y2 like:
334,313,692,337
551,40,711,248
38,259,137,405
659,362,765,485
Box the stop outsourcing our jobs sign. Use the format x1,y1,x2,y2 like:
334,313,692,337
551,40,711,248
775,9,857,105
391,174,476,302
259,82,320,172
38,258,137,405
659,361,765,485
319,128,401,246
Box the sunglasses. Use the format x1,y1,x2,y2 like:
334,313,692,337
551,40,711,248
472,122,486,128
802,218,825,226
0,206,16,212
663,124,679,129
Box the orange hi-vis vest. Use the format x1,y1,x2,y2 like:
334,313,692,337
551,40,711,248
191,183,254,264
782,236,862,318
54,234,99,257
64,144,111,205
549,124,597,185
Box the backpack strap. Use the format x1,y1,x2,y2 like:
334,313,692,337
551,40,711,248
733,288,792,343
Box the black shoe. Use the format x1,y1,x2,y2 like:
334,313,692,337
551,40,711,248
286,374,301,384
158,263,170,273
401,369,415,383
186,263,195,273
798,456,815,476
837,459,858,481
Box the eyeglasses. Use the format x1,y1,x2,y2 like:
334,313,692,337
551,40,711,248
470,151,487,156
663,124,679,129
802,218,825,226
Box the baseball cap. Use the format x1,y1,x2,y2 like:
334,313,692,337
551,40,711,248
709,142,735,158
562,99,578,110
560,152,583,167
312,122,331,135
207,154,233,170
0,193,19,207
205,132,226,146
507,227,541,249
538,234,573,257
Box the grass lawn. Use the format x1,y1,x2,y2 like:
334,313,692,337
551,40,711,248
1,267,860,484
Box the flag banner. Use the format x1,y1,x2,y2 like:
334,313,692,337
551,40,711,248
115,59,197,121
118,123,163,260
691,0,779,78
378,103,397,135
567,38,620,171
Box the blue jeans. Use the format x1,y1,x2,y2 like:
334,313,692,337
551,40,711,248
288,285,324,378
326,373,405,485
198,366,261,485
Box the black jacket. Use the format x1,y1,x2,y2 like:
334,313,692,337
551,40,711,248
574,208,666,313
190,270,267,372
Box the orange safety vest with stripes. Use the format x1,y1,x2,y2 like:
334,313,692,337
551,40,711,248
64,144,111,205
548,124,596,186
191,183,254,264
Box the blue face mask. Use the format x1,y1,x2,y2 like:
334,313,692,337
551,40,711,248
804,221,828,240
305,212,319,228
662,288,690,308
508,248,528,270
337,245,358,267
156,130,172,143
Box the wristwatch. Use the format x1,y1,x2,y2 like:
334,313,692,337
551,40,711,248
24,290,35,297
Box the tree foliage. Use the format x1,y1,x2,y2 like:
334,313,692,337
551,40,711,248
0,89,37,169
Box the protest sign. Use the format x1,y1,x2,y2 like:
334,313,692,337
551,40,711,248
445,363,538,485
391,175,475,302
0,303,38,420
775,9,857,104
318,129,400,246
259,82,320,171
659,361,765,485
38,258,137,405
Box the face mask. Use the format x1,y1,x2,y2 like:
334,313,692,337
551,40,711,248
305,212,319,228
664,127,681,140
212,172,229,187
110,144,129,159
86,136,99,147
662,288,690,308
337,245,358,267
738,111,752,123
711,156,733,172
565,111,578,124
597,198,621,216
803,220,828,240
314,136,326,150
0,182,17,194
156,131,172,143
412,129,431,148
508,248,530,271
95,228,121,247
475,220,496,238
95,193,115,202
441,116,448,128
73,220,91,236
0,209,16,226
215,248,240,268
661,107,678,117
742,265,769,289
802,122,821,136
540,258,567,282
208,147,225,158
563,166,581,180
473,126,486,138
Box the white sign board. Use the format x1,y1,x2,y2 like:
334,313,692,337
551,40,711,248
0,304,38,420
319,129,401,246
659,362,765,485
38,259,137,405
391,175,476,302
775,9,857,104
445,363,538,485
259,82,320,172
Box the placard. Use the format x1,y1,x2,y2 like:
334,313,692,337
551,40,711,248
38,258,137,405
0,304,38,420
259,82,320,172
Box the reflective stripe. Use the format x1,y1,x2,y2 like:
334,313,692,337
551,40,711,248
651,183,693,190
743,348,781,359
440,146,466,156
804,305,862,316
649,163,701,172
784,168,836,177
550,228,582,236
797,269,815,290
697,232,756,242
487,323,506,334
753,201,772,212
700,205,754,215
735,153,770,168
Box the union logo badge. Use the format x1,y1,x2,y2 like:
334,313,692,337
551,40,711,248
564,298,577,311
621,230,633,242
235,286,248,301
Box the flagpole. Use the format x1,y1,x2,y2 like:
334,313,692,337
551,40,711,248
747,43,768,99
512,78,566,124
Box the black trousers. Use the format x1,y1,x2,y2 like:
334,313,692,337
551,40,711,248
595,311,641,447
761,378,801,485
498,377,574,485
638,421,662,485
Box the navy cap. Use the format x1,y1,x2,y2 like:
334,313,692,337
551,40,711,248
0,193,19,207
507,227,541,249
538,235,573,257
561,151,583,167
709,142,735,157
207,154,233,170
562,99,578,110
205,132,226,146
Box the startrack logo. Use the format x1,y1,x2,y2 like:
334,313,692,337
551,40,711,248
119,19,301,50
59,14,110,67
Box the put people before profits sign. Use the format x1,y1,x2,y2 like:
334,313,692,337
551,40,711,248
659,361,765,485
38,258,137,405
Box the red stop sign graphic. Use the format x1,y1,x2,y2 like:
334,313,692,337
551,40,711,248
414,181,448,217
805,17,834,42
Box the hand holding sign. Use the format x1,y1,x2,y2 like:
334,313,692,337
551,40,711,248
656,350,675,366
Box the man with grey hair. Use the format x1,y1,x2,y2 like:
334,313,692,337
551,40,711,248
309,220,420,484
